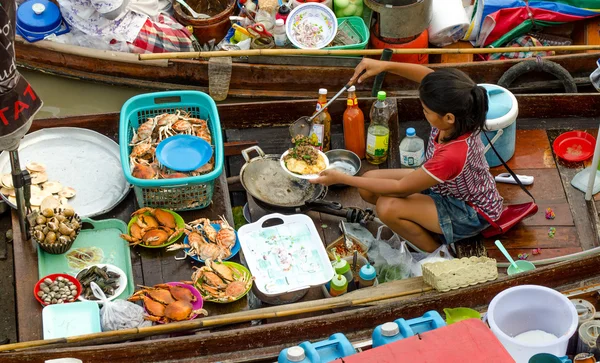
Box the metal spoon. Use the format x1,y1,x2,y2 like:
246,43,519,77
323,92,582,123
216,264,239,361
176,0,210,19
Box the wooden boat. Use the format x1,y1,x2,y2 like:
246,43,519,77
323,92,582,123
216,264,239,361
3,93,600,362
13,18,600,99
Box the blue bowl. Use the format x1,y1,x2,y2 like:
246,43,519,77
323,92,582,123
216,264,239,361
156,135,213,172
182,223,240,263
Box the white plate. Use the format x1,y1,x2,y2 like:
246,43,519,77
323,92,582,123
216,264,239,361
286,3,337,49
75,263,127,302
280,149,329,180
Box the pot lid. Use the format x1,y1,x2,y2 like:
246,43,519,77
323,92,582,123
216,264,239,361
17,0,62,33
480,84,514,120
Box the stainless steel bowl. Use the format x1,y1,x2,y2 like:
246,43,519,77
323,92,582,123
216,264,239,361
325,149,361,182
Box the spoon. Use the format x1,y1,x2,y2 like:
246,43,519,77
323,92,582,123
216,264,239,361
176,0,210,19
494,240,521,272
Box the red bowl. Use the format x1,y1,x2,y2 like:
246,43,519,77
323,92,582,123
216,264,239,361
34,273,82,306
552,131,596,162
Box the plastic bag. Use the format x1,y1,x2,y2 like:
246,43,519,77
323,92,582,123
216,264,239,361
91,282,151,332
368,226,415,283
411,244,454,277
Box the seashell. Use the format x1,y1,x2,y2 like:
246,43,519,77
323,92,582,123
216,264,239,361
42,226,49,235
38,189,53,198
30,172,48,185
47,221,59,232
1,174,13,189
0,187,15,197
29,195,44,207
59,197,69,206
35,215,47,225
40,196,60,212
58,223,74,235
63,208,75,218
70,220,80,231
58,235,71,244
45,231,57,244
43,181,63,194
29,185,42,195
58,187,76,199
33,230,45,242
26,162,46,173
56,215,67,223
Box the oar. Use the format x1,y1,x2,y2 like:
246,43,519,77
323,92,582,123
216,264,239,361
495,240,521,273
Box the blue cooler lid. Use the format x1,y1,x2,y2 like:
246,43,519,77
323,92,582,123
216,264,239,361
481,84,513,120
17,0,62,33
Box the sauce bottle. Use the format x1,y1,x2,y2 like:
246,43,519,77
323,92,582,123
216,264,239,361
309,88,332,152
275,4,291,24
366,91,390,165
273,19,289,47
358,262,376,288
333,256,355,291
329,274,348,297
343,85,365,159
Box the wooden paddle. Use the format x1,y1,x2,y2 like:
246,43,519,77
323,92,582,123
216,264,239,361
138,44,600,60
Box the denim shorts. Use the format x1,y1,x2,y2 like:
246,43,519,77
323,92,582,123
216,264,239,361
424,190,490,244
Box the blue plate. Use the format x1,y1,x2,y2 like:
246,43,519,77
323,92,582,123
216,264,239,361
183,223,240,263
156,135,213,172
42,301,101,339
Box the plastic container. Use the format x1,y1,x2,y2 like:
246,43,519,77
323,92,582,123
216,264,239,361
370,26,429,64
173,0,236,44
327,17,369,51
329,274,348,297
479,83,519,168
16,0,69,43
358,262,376,288
333,0,363,18
279,333,356,363
276,4,291,23
487,285,579,363
372,310,447,348
399,127,424,168
119,91,224,211
333,256,354,286
366,91,391,165
274,19,289,47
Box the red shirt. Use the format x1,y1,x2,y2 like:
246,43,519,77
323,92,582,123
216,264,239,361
422,128,503,220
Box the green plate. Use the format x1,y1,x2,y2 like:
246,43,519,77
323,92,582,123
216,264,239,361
37,217,135,301
196,261,253,304
126,209,185,248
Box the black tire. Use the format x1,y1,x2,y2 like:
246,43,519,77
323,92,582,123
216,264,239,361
497,59,578,93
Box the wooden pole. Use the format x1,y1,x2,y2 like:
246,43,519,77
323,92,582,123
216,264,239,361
138,44,600,61
0,285,431,353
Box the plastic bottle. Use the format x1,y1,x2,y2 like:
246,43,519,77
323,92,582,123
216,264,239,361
372,322,402,348
276,4,291,23
255,9,275,31
329,274,348,297
333,256,355,289
358,262,376,288
278,346,311,363
366,91,391,164
309,88,332,151
343,85,365,159
399,127,425,168
274,19,289,47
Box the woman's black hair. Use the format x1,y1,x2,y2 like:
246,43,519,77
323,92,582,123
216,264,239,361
418,68,489,142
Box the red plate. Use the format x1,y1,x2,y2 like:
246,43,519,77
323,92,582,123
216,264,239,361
552,131,596,162
34,273,82,306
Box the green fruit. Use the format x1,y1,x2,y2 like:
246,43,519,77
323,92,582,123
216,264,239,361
343,4,356,16
335,0,349,8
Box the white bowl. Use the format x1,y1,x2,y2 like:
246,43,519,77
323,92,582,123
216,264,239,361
280,149,329,180
286,3,337,49
75,264,127,303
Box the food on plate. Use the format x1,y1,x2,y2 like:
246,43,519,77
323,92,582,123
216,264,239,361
128,283,207,323
293,20,325,48
37,276,78,305
192,259,253,303
167,216,236,261
284,145,327,175
66,247,105,270
120,207,184,247
77,265,121,300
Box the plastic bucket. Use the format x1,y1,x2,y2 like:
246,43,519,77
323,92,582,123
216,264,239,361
173,0,236,44
480,83,518,168
487,285,578,363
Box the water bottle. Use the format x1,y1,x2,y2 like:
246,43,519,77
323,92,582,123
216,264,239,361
274,19,289,47
399,127,424,168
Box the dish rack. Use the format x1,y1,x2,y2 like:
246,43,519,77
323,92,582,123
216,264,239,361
422,257,498,292
119,91,224,211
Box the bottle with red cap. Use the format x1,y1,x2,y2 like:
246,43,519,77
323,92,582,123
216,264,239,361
275,4,291,23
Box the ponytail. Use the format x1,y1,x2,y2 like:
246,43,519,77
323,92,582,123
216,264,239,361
419,68,489,142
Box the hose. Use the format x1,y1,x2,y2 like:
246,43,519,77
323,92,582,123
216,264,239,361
498,58,578,93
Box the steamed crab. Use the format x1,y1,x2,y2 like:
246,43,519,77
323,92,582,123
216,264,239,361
192,259,253,303
167,215,236,261
128,283,207,323
120,208,183,246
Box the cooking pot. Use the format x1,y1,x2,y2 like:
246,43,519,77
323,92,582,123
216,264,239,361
239,146,342,213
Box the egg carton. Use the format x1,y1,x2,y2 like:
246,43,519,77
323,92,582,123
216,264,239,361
422,257,498,292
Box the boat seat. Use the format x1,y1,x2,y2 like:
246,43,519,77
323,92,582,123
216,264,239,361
480,202,538,238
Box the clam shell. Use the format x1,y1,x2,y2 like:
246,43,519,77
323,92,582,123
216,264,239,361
1,174,13,189
42,181,63,194
58,187,76,199
30,195,44,207
1,187,15,197
40,196,60,211
31,172,48,185
26,162,46,173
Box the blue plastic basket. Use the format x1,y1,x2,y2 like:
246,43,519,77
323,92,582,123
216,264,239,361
119,91,224,211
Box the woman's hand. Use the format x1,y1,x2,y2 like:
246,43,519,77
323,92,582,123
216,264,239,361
309,169,346,187
350,58,389,84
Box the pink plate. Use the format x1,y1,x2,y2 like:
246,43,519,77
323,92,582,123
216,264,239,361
145,282,204,324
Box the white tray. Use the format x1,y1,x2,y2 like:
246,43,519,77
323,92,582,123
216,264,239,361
238,213,334,297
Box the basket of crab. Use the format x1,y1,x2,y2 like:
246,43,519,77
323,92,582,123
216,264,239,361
119,91,224,211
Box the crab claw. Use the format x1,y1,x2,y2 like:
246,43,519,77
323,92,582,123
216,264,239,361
132,207,154,217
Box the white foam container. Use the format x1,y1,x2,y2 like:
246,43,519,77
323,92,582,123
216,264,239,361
238,213,334,303
487,285,578,363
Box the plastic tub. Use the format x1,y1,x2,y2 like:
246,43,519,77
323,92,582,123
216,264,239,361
479,83,518,168
487,285,578,363
173,0,236,44
326,17,369,51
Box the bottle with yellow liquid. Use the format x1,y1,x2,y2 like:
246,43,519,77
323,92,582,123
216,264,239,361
309,88,332,152
366,91,390,164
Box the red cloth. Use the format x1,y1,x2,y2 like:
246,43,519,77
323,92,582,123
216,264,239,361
422,133,469,182
129,14,194,53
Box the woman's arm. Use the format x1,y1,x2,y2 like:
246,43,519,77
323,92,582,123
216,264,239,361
311,168,439,197
350,58,434,85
